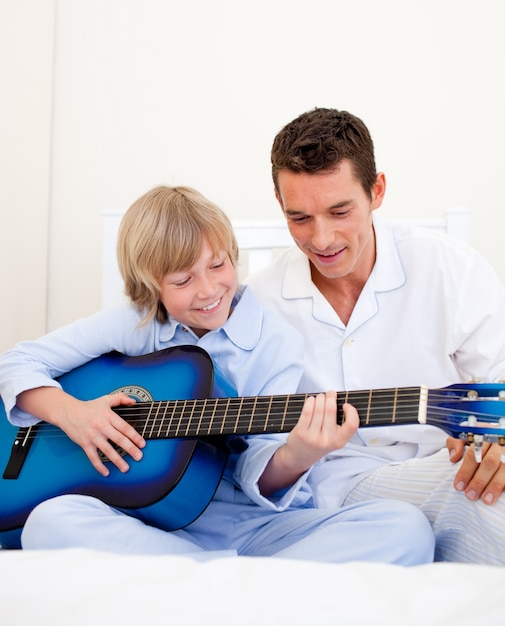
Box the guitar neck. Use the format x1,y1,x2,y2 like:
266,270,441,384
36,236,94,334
114,387,427,440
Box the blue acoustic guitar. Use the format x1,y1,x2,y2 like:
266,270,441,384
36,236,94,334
1,344,505,549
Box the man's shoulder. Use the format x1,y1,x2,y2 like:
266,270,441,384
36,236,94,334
376,215,477,264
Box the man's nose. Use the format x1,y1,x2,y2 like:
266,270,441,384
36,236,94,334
311,220,333,250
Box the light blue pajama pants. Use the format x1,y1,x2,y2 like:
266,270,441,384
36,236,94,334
21,480,434,565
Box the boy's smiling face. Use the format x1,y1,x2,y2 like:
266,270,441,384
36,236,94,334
159,236,238,337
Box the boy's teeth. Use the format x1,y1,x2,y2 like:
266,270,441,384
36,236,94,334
202,299,219,311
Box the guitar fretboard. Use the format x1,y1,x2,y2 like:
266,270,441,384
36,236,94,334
113,387,427,440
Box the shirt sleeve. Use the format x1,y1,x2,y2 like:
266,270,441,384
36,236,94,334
233,435,314,511
450,250,505,382
0,305,147,425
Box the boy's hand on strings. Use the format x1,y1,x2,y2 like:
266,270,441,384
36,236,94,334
259,391,359,496
17,387,146,476
62,392,146,476
283,391,359,473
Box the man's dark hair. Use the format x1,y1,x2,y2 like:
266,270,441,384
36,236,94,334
271,108,377,199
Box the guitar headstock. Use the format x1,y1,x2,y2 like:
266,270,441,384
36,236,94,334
427,383,505,453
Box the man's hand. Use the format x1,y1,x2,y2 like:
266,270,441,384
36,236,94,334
447,436,505,504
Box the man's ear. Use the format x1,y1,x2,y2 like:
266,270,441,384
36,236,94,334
371,172,386,210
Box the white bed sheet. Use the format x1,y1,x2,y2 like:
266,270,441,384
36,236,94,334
2,549,505,625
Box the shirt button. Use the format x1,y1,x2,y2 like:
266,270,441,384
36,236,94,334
344,339,353,348
182,327,189,332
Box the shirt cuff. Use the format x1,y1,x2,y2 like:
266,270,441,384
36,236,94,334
233,438,313,511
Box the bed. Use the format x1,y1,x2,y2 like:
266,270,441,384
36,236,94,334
2,548,505,625
3,206,505,625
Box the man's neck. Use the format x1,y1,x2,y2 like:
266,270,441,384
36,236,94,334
311,269,368,326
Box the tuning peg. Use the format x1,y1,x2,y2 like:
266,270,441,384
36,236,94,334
473,435,483,463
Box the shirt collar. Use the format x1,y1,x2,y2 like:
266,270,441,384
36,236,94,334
219,285,263,350
371,214,406,292
159,285,263,350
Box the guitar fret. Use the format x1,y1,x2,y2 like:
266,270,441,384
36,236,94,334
281,395,289,431
174,400,186,437
217,397,228,435
242,398,258,433
259,395,293,433
247,397,258,432
392,388,398,423
192,398,206,436
167,399,178,437
149,402,163,438
184,400,196,437
232,397,242,434
263,396,273,432
153,403,163,435
267,397,284,431
205,398,218,436
147,401,160,438
156,402,167,438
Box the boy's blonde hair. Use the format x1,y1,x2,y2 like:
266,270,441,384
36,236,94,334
117,185,239,324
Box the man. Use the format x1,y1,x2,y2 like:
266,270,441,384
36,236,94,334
246,107,505,563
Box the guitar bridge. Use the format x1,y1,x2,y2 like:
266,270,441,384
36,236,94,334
2,425,38,480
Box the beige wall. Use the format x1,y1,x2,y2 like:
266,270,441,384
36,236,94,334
0,0,55,352
2,0,505,351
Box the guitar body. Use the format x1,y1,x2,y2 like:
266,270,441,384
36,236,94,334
0,346,228,549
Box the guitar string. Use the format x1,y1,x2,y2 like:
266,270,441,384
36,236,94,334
19,398,505,441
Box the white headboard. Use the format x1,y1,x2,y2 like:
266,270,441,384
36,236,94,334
102,207,470,310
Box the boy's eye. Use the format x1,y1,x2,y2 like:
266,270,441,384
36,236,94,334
211,260,225,269
175,277,191,287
